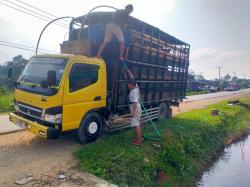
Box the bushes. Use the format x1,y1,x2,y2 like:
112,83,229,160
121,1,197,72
0,87,14,113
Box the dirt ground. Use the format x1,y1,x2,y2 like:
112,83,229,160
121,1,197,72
0,91,249,186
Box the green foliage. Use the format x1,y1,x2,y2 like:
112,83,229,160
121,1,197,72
240,95,250,106
0,86,9,96
0,55,27,88
186,90,208,96
75,96,250,186
0,87,14,113
159,140,191,177
76,130,160,186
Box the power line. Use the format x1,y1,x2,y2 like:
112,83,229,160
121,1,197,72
0,1,68,29
15,0,70,24
0,42,58,54
2,0,68,27
0,43,46,53
7,0,69,26
0,40,57,53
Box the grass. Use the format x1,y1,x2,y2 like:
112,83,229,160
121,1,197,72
75,96,250,186
186,90,209,96
0,87,14,113
240,95,250,106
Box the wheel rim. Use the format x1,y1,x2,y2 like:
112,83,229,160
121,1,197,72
88,122,98,134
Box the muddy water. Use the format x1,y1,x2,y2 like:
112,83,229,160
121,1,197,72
198,135,250,187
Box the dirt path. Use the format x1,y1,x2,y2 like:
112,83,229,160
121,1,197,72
0,132,79,186
0,132,116,186
0,91,249,186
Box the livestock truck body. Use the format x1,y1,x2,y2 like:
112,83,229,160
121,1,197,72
9,12,190,143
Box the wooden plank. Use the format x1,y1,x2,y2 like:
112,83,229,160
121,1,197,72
60,40,91,56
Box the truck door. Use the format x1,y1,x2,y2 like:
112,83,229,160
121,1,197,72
62,62,105,131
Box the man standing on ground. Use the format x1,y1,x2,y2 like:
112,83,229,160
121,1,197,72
97,4,133,60
127,70,142,146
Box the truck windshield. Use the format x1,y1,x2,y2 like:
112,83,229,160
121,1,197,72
19,57,68,87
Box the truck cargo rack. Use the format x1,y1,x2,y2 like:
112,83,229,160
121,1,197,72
63,11,190,116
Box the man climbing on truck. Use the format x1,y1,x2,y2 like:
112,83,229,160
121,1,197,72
97,4,133,60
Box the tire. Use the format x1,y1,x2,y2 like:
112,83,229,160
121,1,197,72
167,107,172,118
158,103,169,119
78,112,103,144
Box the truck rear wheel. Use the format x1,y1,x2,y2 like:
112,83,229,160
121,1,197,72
78,112,102,144
158,103,169,119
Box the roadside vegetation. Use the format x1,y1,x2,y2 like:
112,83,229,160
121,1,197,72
75,95,250,187
240,96,250,106
186,90,209,96
0,87,14,113
0,55,26,113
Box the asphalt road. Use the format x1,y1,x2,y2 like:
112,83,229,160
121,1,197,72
184,88,250,102
0,114,22,135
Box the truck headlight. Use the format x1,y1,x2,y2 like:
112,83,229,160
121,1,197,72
44,113,62,123
44,106,62,124
14,99,19,111
14,104,19,111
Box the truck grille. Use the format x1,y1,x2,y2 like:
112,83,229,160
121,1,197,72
17,102,43,119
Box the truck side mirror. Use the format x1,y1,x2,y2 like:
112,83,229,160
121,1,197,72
47,70,56,87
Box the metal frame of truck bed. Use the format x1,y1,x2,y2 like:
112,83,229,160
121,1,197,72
67,12,190,117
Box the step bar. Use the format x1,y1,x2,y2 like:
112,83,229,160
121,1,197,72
107,106,159,132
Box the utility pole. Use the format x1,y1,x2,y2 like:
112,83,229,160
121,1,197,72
243,74,246,80
216,66,222,79
232,72,237,83
232,72,236,78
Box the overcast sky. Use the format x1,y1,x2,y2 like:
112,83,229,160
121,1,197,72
0,0,249,79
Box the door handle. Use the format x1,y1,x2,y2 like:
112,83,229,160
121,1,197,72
94,96,101,101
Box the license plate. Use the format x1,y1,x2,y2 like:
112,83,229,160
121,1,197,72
16,120,27,129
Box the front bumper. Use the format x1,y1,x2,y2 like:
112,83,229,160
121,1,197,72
9,112,60,139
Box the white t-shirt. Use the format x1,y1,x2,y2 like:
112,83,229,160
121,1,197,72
129,85,141,113
129,85,142,126
129,85,140,103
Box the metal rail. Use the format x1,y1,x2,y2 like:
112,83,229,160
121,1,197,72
35,16,74,54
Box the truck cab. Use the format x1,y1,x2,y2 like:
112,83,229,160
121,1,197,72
10,54,107,143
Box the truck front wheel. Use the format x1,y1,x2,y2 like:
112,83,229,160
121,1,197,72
78,112,103,144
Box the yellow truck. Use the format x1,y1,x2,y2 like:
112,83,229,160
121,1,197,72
9,12,190,143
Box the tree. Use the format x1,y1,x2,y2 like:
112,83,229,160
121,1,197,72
189,69,195,76
224,74,231,81
219,79,228,90
232,76,238,82
196,74,205,81
6,55,28,67
0,55,28,83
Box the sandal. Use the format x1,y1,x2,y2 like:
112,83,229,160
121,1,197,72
132,140,142,146
133,137,144,142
